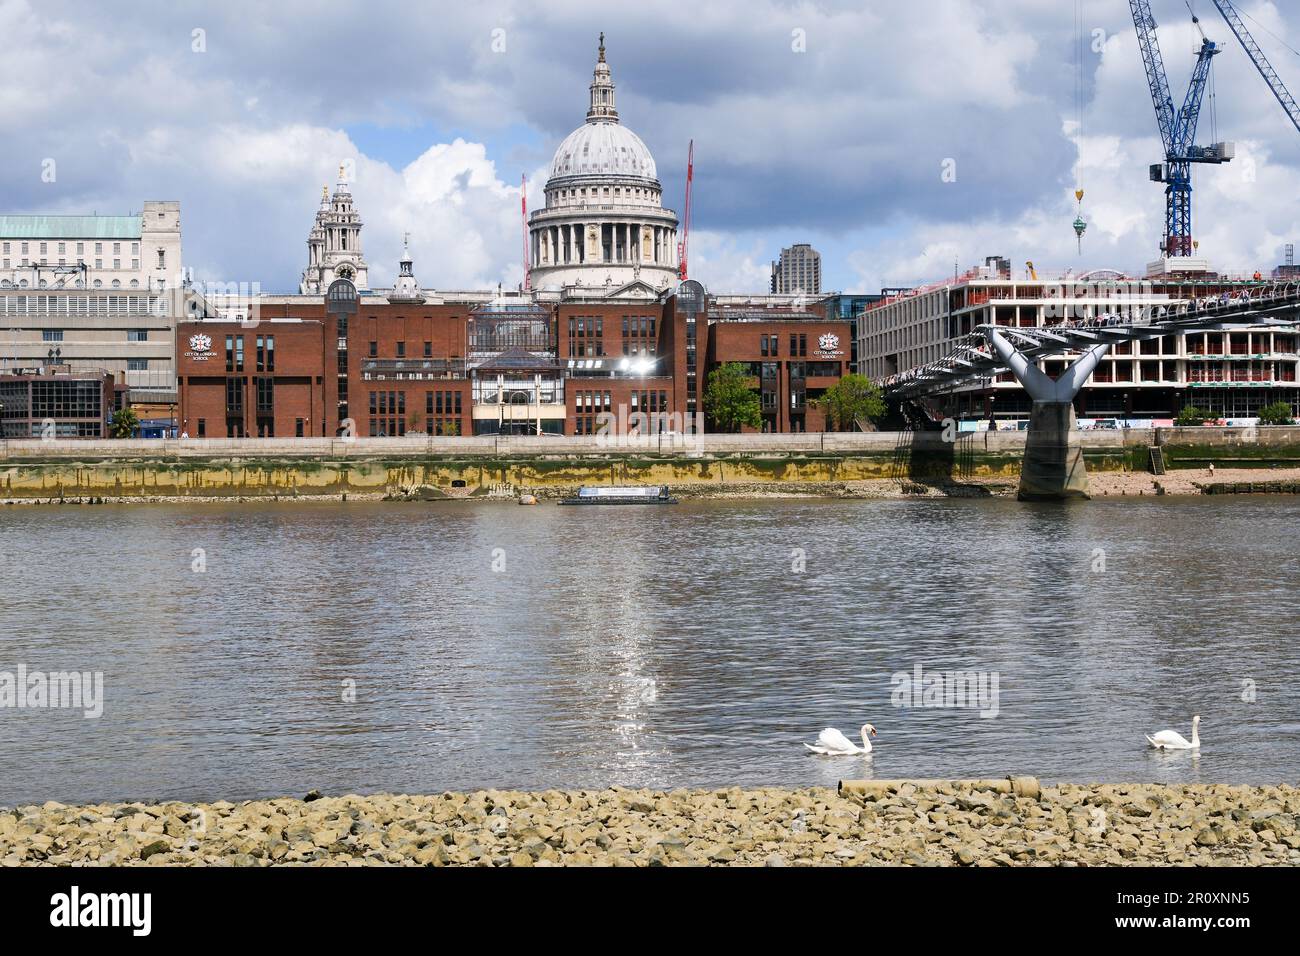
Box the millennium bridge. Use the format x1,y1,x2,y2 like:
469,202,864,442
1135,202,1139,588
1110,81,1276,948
880,281,1300,499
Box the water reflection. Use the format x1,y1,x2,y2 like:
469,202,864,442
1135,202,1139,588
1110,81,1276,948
0,496,1297,803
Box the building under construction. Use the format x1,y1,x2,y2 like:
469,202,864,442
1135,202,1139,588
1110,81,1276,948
858,256,1300,423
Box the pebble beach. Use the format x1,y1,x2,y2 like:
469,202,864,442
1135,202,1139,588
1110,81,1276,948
5,781,1299,866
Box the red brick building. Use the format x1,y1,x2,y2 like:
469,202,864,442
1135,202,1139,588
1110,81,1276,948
0,369,121,438
176,317,332,438
703,305,851,432
177,284,851,437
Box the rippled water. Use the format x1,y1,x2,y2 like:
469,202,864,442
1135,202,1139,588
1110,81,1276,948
1,496,1298,804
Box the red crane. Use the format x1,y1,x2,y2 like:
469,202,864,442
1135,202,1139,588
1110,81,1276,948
521,173,531,292
677,140,693,280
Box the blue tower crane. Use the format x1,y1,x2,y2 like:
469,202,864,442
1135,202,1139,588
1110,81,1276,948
1212,0,1300,136
1129,1,1235,257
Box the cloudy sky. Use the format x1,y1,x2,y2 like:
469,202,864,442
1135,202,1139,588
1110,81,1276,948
6,0,1300,293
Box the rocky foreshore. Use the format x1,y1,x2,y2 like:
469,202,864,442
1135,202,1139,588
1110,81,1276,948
3,781,1299,866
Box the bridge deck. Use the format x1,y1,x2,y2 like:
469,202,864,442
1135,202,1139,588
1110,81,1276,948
883,280,1300,399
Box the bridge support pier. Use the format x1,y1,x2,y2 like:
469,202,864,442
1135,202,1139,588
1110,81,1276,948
1020,401,1089,500
986,328,1110,501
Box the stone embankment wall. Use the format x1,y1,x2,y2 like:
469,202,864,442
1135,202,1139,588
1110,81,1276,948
0,427,1296,500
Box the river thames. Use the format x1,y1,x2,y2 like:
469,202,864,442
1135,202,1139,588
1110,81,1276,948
1,496,1297,804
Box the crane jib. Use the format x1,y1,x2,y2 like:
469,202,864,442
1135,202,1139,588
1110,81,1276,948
1212,0,1300,135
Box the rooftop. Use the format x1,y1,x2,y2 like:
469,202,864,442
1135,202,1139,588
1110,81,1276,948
0,215,143,239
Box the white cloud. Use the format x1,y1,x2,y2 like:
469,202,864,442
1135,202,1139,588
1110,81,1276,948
5,0,1300,294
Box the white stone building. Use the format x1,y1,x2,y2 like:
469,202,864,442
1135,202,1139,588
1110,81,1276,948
0,202,184,406
300,170,369,294
0,201,181,292
527,36,680,297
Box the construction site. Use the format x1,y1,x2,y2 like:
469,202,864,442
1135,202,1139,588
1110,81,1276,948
863,0,1300,429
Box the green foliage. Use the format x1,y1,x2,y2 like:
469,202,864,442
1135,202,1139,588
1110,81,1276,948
109,407,139,439
704,362,762,432
1174,405,1210,426
1256,401,1295,426
441,420,461,437
814,373,886,431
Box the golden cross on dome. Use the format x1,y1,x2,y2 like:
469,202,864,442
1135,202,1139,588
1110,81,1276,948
338,163,346,180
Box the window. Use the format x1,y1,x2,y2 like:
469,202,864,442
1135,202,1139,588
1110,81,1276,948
369,341,377,357
127,329,148,342
423,341,432,358
256,377,274,412
255,335,275,372
42,329,64,342
226,335,244,372
396,341,405,358
295,418,304,437
127,358,148,371
197,418,206,438
157,249,165,269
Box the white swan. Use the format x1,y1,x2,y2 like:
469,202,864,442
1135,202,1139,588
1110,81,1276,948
1146,715,1200,750
805,724,876,755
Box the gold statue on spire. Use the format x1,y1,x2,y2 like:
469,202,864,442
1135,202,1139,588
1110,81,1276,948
598,32,605,63
338,162,346,180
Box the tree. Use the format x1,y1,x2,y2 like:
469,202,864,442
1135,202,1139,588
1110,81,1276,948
1257,401,1295,426
109,407,139,439
441,420,461,437
1174,405,1209,426
703,362,762,432
815,373,886,431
